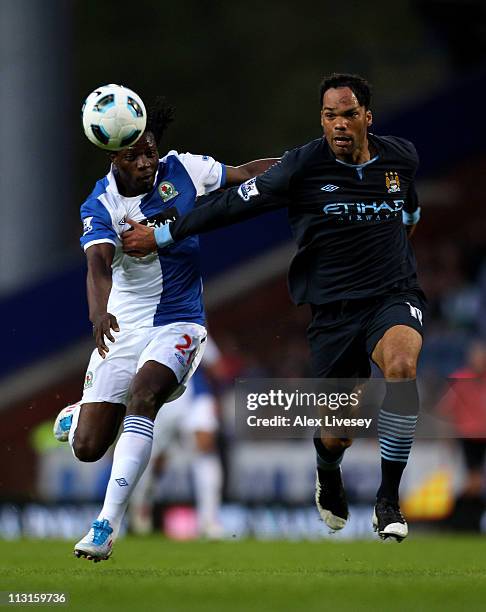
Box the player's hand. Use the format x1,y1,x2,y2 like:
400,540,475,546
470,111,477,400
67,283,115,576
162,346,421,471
122,219,157,257
91,312,119,358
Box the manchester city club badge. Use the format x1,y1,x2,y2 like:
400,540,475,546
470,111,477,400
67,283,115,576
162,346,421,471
385,171,401,193
158,182,179,202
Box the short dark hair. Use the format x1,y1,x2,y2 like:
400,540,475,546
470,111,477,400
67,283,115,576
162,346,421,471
319,73,371,109
145,96,176,147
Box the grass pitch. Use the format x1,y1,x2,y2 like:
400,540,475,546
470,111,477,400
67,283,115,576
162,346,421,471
0,536,485,611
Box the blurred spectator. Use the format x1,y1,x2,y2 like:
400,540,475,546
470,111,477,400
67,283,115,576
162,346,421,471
440,340,486,531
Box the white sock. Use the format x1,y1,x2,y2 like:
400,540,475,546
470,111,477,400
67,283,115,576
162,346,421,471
192,453,222,533
68,403,81,457
97,415,154,538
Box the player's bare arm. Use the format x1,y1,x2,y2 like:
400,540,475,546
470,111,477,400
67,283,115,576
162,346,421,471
86,243,119,358
225,158,279,184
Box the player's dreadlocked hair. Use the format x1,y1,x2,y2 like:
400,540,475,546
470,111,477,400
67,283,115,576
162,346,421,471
319,73,372,109
145,96,176,147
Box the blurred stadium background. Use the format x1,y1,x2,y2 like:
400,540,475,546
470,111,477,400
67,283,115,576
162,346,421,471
1,0,486,542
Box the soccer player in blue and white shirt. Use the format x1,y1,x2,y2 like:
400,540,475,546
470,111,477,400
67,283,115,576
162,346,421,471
53,98,276,561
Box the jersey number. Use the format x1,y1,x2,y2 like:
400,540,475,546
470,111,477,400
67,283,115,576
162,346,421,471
175,334,197,365
406,302,423,326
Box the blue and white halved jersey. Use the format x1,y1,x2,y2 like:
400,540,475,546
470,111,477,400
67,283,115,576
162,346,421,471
80,151,226,328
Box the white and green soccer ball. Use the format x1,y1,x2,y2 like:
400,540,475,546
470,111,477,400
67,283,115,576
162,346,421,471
82,84,147,151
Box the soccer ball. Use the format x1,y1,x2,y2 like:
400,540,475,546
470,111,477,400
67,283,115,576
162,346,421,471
82,84,147,151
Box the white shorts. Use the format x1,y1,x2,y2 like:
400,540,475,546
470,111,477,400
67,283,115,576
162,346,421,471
81,321,207,406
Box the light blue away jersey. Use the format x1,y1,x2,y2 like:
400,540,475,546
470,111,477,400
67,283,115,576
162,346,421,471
80,151,226,328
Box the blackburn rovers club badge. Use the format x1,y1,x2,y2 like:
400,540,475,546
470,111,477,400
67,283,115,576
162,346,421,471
84,371,94,389
385,172,400,193
158,182,179,202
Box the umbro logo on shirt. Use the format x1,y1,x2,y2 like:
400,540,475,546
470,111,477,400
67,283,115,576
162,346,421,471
321,184,340,192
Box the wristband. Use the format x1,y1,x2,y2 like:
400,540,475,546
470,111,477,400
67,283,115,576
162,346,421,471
154,223,174,248
402,207,421,226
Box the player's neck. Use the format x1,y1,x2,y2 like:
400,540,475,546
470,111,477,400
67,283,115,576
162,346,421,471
113,170,144,197
336,139,372,165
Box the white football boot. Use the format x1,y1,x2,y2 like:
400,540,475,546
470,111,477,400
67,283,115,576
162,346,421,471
53,403,79,442
74,519,114,562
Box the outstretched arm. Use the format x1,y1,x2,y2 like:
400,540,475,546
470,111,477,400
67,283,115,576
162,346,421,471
122,182,288,255
123,155,293,255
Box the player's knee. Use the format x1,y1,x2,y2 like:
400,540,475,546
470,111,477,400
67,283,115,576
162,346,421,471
127,384,159,420
72,435,107,462
383,354,417,380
